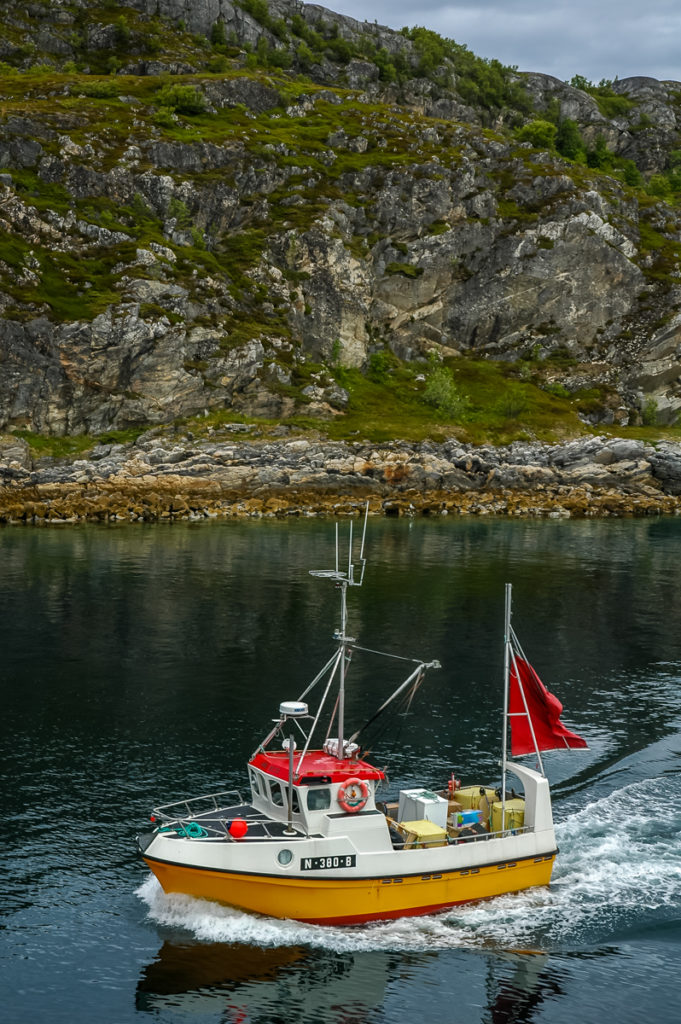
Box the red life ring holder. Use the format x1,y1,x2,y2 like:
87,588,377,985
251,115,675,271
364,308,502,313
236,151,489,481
337,777,369,813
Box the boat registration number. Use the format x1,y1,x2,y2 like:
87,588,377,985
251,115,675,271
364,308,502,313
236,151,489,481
301,855,356,870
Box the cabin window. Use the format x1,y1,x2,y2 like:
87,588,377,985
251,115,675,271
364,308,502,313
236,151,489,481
269,780,285,806
306,787,331,811
249,769,263,796
290,788,300,813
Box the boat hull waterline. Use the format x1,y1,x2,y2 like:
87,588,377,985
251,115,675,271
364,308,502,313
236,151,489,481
142,849,556,925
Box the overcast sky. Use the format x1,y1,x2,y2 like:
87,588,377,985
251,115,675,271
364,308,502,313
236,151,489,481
319,0,680,85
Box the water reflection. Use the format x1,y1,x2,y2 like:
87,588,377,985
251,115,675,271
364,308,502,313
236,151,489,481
136,941,566,1024
484,952,562,1024
136,941,391,1022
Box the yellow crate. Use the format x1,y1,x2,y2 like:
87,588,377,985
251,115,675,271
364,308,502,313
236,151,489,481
397,819,448,849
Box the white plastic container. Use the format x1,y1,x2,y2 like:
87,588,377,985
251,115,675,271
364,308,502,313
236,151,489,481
397,788,448,829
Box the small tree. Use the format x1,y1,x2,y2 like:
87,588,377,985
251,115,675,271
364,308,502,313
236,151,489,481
648,173,672,198
423,362,471,420
210,19,227,48
586,135,612,170
621,159,642,187
555,118,583,160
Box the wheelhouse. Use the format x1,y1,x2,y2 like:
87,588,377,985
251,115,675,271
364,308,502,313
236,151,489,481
248,749,385,832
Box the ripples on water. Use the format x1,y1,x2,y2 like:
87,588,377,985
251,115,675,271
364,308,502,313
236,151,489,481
3,518,681,1023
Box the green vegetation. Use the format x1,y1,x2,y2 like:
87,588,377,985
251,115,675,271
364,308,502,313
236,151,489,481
569,76,637,119
400,27,532,117
516,119,557,150
1,3,681,449
15,426,146,459
264,353,590,445
423,360,471,419
155,83,207,115
385,262,424,278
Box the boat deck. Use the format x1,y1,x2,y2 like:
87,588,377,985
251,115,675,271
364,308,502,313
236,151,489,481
154,802,314,842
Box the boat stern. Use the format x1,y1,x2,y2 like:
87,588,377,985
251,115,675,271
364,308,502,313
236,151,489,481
504,761,555,835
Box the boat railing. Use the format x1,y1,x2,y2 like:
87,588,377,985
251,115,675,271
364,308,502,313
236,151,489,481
482,824,532,840
156,813,310,842
152,789,244,822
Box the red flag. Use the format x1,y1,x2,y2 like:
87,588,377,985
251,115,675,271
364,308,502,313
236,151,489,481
509,656,588,755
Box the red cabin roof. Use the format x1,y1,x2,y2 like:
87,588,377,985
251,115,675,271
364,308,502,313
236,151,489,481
249,750,385,784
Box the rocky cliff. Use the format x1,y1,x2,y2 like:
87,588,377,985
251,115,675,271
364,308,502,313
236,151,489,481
1,0,681,440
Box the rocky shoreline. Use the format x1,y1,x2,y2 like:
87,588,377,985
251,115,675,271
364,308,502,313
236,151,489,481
2,431,681,523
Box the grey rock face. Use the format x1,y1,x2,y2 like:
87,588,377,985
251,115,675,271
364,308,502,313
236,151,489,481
1,0,681,436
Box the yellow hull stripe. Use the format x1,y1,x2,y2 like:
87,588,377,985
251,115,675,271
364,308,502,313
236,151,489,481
144,853,556,924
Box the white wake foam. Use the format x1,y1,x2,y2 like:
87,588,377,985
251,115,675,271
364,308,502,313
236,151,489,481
137,773,681,952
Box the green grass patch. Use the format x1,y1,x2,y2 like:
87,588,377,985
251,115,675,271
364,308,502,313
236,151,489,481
276,354,587,444
6,168,73,215
385,262,424,278
14,425,146,459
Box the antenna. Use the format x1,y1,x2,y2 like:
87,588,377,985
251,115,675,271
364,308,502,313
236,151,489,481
308,503,369,759
309,503,369,587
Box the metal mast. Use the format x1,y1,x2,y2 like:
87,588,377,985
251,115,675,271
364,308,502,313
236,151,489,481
501,582,512,831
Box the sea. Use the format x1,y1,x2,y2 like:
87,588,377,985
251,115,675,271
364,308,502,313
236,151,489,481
1,515,681,1023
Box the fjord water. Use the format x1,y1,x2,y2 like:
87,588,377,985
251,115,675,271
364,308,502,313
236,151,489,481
2,517,681,1023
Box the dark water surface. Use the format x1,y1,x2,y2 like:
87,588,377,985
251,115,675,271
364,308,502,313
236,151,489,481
2,517,681,1023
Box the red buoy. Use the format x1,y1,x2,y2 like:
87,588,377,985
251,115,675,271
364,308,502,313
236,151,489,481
229,818,248,839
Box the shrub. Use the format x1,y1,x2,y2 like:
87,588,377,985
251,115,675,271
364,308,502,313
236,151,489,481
641,398,658,425
367,350,394,382
544,382,570,398
155,84,207,115
648,174,672,198
423,363,471,419
495,385,529,419
586,135,613,170
78,80,119,99
621,159,642,187
516,119,557,150
114,16,131,51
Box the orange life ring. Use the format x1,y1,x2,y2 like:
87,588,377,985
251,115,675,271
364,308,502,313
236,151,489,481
337,777,369,813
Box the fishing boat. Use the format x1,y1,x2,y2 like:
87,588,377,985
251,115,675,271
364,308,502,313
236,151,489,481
137,517,587,926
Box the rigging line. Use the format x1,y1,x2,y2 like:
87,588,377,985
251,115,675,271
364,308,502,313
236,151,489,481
349,643,430,664
366,674,424,755
508,641,546,776
324,694,340,744
403,670,426,713
362,673,425,757
364,687,412,759
294,647,343,775
348,662,428,744
509,625,530,664
297,649,343,702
